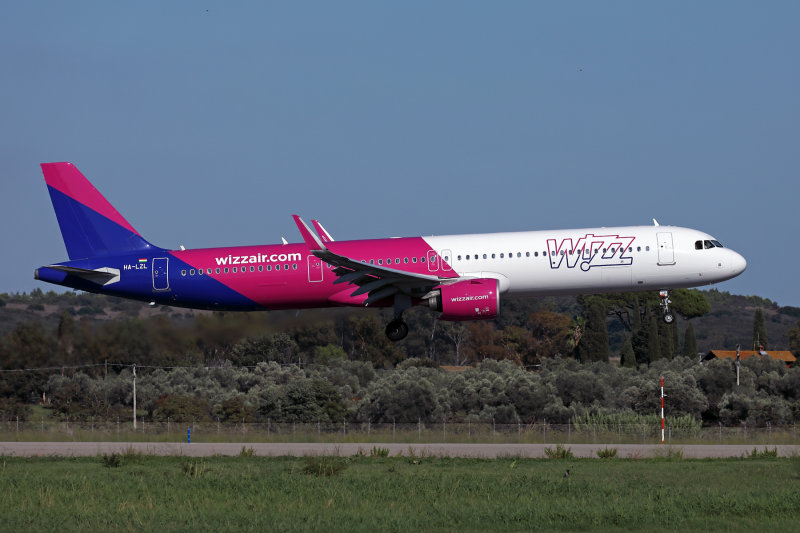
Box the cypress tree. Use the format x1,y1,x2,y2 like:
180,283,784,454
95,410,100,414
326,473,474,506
577,301,609,363
620,335,636,367
683,322,698,359
753,308,768,350
647,312,661,362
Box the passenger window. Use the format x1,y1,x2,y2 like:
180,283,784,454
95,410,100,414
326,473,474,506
224,268,229,274
250,266,255,272
370,259,375,264
466,255,470,260
516,252,521,258
189,269,195,275
421,257,426,263
378,260,383,265
232,267,237,273
292,264,297,270
534,252,538,257
646,246,650,251
526,252,530,257
491,253,495,259
267,265,271,271
198,269,203,276
500,253,504,258
207,269,212,274
284,264,289,270
412,257,417,263
560,251,564,256
457,255,462,261
215,268,220,274
181,270,187,276
395,258,400,264
483,254,487,259
404,258,409,263
637,246,641,252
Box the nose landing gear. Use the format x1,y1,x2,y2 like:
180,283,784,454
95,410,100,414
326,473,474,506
659,290,674,324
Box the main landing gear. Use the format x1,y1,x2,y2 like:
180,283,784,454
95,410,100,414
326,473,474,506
385,319,409,341
384,294,411,341
659,290,674,324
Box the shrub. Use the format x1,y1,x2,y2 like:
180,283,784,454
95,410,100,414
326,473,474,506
303,456,348,477
370,446,389,458
746,447,778,459
597,447,618,459
544,444,574,459
101,453,122,468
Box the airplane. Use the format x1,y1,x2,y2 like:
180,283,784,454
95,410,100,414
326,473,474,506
35,162,747,341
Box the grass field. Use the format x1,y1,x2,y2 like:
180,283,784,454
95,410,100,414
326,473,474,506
1,452,799,532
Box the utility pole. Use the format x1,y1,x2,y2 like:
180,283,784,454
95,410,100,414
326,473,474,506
132,363,137,430
736,344,740,387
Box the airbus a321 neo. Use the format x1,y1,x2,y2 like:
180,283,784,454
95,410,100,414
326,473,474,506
35,163,747,341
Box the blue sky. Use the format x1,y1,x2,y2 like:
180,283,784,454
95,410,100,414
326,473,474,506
2,2,798,306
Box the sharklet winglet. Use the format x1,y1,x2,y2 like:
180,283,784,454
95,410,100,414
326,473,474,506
292,215,326,251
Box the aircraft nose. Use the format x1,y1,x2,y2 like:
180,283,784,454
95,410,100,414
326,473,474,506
730,251,747,276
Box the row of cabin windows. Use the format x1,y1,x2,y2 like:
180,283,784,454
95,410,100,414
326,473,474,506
179,243,671,277
456,246,650,261
181,264,299,276
364,256,429,266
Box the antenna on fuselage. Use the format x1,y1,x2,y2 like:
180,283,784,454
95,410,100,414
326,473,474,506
281,237,288,245
653,219,660,226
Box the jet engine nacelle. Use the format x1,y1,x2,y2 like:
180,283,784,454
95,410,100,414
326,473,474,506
429,278,500,321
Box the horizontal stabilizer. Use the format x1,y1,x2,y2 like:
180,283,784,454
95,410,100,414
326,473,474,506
38,265,120,285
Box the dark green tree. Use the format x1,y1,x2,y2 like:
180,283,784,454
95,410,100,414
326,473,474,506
619,335,636,367
576,301,609,363
753,308,768,350
683,323,698,359
646,312,662,362
788,320,800,355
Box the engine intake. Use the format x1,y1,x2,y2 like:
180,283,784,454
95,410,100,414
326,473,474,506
429,278,500,321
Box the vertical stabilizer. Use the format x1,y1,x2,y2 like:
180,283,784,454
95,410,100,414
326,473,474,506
41,162,158,259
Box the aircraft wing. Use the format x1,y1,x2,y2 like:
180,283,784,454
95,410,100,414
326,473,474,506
292,215,449,305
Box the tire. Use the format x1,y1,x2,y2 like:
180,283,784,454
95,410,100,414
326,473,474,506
663,313,674,324
385,320,409,341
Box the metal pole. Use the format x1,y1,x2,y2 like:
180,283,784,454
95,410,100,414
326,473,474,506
661,376,665,444
132,364,137,430
736,344,740,387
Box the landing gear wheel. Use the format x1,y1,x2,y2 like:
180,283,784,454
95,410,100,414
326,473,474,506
663,313,674,324
385,319,409,341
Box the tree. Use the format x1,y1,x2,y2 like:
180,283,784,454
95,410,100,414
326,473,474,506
683,323,698,359
620,335,636,368
646,312,662,362
789,320,800,355
752,308,768,350
576,301,609,363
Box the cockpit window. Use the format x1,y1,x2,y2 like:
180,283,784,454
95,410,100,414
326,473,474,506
704,240,713,249
711,240,723,248
695,240,703,250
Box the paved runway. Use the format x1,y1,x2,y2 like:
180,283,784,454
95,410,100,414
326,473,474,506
2,442,799,458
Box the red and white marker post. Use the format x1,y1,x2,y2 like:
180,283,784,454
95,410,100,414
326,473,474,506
660,376,665,444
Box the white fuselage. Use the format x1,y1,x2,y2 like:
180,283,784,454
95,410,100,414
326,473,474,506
425,225,746,295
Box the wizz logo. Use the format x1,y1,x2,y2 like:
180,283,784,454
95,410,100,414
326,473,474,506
547,234,635,272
